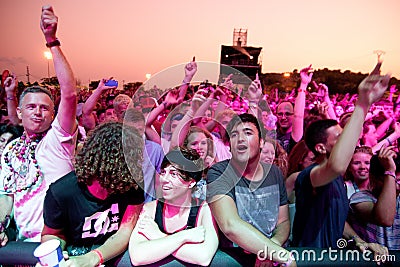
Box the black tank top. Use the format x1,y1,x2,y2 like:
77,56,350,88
154,199,201,234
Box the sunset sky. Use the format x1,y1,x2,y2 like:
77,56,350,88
1,0,399,87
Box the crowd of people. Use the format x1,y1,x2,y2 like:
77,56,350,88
0,5,399,267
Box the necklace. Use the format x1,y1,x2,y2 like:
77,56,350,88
3,132,45,193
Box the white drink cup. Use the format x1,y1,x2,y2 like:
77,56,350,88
33,239,66,267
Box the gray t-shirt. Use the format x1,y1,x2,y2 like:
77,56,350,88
207,160,288,246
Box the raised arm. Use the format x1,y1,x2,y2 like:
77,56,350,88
81,79,116,131
245,73,263,119
178,58,197,102
145,90,181,144
3,74,20,125
311,63,390,187
372,122,400,153
375,110,394,140
317,82,337,121
41,5,77,134
292,65,312,142
169,91,206,150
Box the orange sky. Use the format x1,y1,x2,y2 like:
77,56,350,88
1,0,399,87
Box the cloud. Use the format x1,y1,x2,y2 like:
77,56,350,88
0,57,27,66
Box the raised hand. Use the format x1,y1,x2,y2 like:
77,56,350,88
299,65,313,86
3,74,18,95
191,89,207,113
184,57,197,82
358,71,390,107
163,90,180,108
378,145,397,173
248,75,263,102
219,74,234,91
40,6,58,42
97,78,117,91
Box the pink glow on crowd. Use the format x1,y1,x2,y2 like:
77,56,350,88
1,0,399,85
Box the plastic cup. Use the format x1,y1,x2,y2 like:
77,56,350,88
33,239,66,267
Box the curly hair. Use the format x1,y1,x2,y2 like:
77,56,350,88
75,121,144,195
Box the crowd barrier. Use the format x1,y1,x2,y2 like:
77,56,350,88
0,241,399,266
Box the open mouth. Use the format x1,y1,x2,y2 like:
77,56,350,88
162,185,173,191
236,144,248,152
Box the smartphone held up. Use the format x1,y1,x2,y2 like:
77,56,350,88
105,79,118,87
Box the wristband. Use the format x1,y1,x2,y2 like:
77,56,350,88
6,96,15,101
92,249,104,265
384,171,396,180
386,137,392,146
46,39,61,48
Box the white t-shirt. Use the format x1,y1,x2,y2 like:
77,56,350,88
0,117,78,241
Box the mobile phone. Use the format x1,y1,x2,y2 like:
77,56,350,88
105,79,118,87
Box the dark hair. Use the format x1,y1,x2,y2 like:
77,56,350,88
161,147,204,182
305,119,338,156
369,150,400,196
0,123,24,141
287,140,313,176
75,121,143,194
19,86,54,106
225,113,265,141
96,108,106,117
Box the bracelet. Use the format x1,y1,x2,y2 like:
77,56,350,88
182,79,190,85
6,96,15,101
384,170,396,180
46,39,61,48
349,234,361,244
92,249,104,265
298,88,306,93
386,137,392,146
